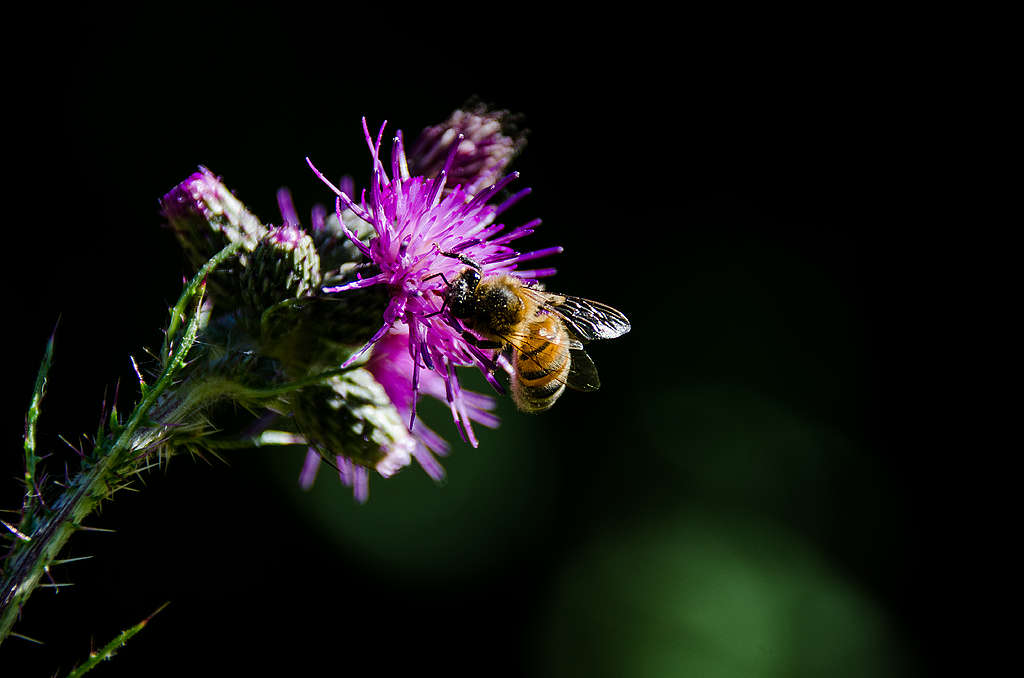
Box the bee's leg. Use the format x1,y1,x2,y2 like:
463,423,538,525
421,272,452,320
421,271,451,286
423,308,446,319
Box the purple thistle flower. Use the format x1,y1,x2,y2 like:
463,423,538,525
306,118,560,453
364,330,499,481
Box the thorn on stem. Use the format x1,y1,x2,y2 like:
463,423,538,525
1,520,31,541
9,631,44,645
77,525,116,533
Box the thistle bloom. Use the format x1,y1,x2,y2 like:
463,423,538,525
305,118,561,480
162,110,556,503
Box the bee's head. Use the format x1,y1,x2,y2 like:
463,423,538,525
444,267,481,318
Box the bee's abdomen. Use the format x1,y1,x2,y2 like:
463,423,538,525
511,318,570,413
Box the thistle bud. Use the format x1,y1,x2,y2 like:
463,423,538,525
292,370,417,498
408,102,527,196
241,225,321,318
314,207,377,273
161,167,268,306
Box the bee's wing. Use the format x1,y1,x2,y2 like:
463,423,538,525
523,288,631,342
566,348,600,392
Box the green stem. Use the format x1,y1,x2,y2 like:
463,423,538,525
64,602,169,677
0,243,241,645
0,439,138,642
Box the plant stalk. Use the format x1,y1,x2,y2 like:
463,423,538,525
0,243,241,644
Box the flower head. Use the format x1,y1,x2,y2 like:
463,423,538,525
407,102,526,196
162,112,559,503
240,224,321,336
292,368,418,504
307,118,561,456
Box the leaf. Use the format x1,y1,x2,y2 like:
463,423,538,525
64,602,169,677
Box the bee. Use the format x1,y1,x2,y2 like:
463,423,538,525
433,252,631,412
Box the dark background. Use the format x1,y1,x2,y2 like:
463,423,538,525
2,8,953,677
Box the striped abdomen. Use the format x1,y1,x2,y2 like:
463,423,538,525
511,315,570,412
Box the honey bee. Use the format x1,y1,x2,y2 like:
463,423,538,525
434,252,631,412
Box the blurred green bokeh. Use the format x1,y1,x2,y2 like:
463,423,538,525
638,384,891,549
535,512,906,677
259,377,910,675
